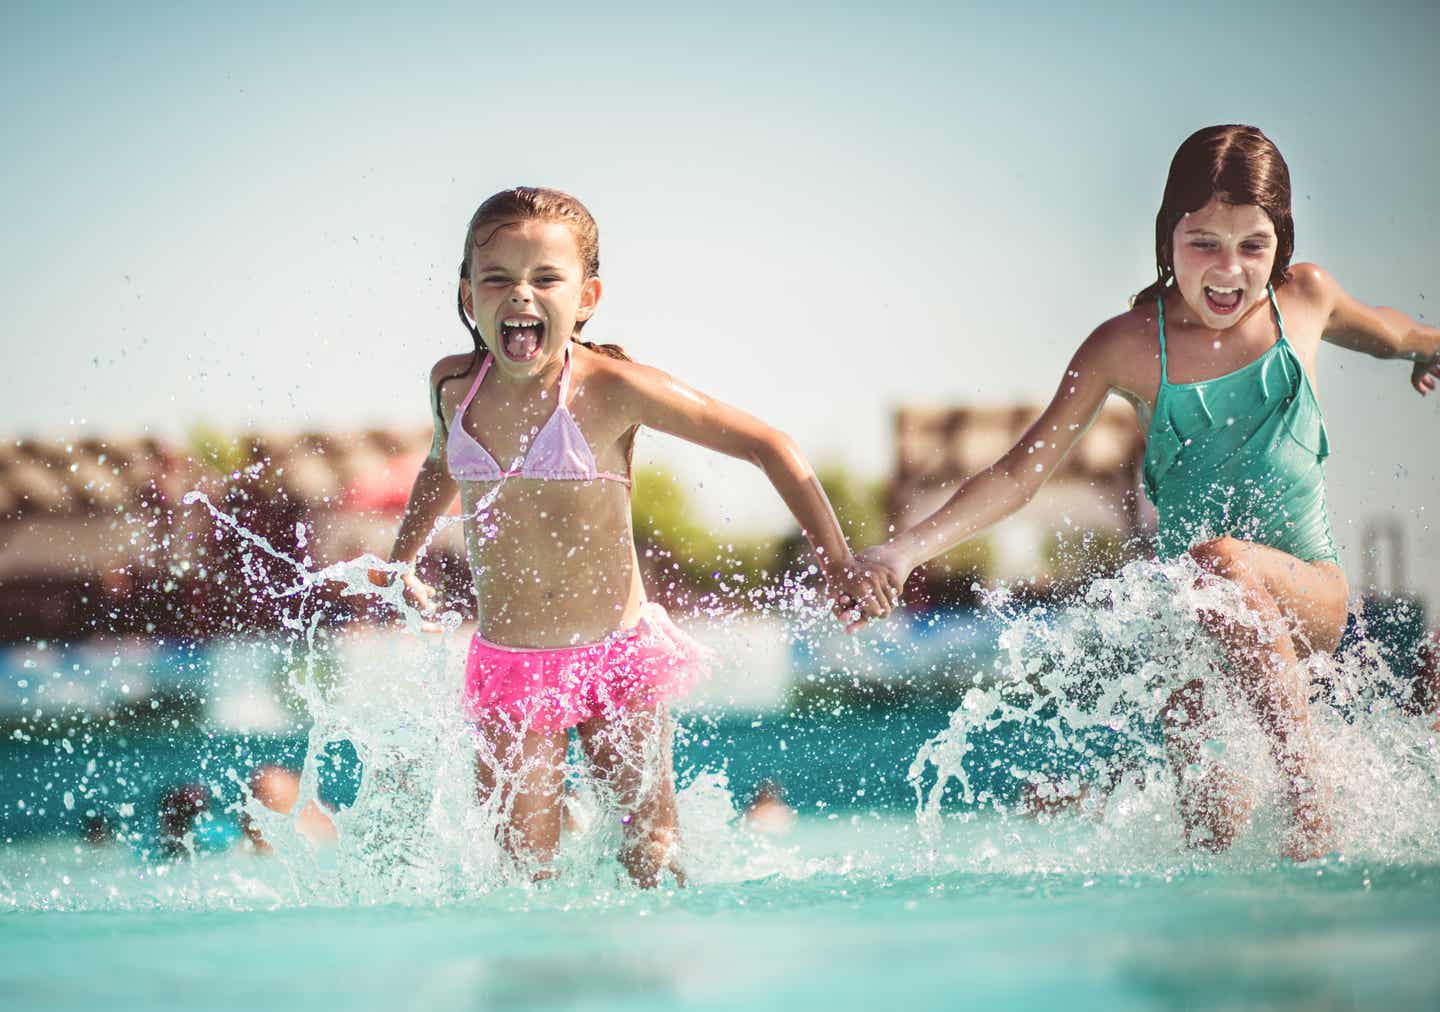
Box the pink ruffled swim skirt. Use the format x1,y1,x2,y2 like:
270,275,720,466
462,603,709,733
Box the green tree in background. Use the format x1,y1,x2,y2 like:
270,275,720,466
629,467,777,600
814,465,889,549
188,424,253,475
629,463,896,603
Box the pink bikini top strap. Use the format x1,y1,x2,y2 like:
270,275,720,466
557,344,574,406
557,345,628,484
455,353,493,421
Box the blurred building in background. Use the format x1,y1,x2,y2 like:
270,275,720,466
889,401,1150,600
0,425,792,645
0,429,462,644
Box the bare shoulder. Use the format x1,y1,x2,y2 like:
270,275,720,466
1283,262,1341,307
1277,264,1345,346
567,343,665,430
429,351,476,387
1281,263,1349,324
576,343,669,399
1078,305,1156,378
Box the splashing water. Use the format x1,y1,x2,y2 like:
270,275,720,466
909,556,1440,872
8,496,1440,1009
0,488,842,913
4,490,1440,926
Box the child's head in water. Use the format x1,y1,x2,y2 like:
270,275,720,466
1137,125,1294,329
455,187,605,380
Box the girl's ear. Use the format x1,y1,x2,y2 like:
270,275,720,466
459,279,475,326
576,276,602,323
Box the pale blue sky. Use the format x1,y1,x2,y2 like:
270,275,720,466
4,2,1438,595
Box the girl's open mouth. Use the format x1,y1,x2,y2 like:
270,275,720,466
499,317,545,361
1204,286,1243,315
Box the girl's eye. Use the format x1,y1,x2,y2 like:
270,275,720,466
1190,241,1217,251
481,276,509,286
1241,242,1270,254
536,275,562,285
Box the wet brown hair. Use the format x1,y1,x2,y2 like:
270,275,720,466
1133,125,1295,306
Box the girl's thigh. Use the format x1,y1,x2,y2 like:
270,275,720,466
1197,537,1348,656
576,703,674,809
475,722,568,810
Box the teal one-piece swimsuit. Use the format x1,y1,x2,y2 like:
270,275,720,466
1140,286,1340,565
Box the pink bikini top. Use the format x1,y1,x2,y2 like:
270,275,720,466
446,346,631,486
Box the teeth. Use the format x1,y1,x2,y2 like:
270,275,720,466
1206,286,1241,294
502,318,541,327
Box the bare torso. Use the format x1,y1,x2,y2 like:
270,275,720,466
437,346,647,647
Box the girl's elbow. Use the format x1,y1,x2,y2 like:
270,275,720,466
748,430,803,472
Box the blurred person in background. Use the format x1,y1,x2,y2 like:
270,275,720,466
241,764,338,854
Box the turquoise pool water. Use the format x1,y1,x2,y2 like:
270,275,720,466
5,544,1440,1010
5,818,1440,1011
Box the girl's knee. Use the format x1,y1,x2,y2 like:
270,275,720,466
1191,538,1285,636
1190,536,1250,582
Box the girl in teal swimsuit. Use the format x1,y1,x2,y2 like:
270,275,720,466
859,125,1440,860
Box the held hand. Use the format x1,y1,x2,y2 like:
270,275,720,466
400,572,439,617
843,544,914,632
828,551,906,634
1412,355,1440,396
856,543,915,598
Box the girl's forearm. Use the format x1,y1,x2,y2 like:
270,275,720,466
1394,313,1440,362
888,463,1039,569
386,461,459,565
753,437,854,577
1363,308,1440,362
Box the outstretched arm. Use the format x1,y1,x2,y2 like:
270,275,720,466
860,326,1121,592
617,362,896,623
368,361,463,612
1305,264,1440,395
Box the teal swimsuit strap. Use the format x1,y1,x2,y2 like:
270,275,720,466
1264,283,1302,387
1265,283,1282,335
1155,294,1168,385
1265,283,1291,349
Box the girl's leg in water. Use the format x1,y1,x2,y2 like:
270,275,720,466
578,702,684,889
1164,536,1348,861
474,723,568,880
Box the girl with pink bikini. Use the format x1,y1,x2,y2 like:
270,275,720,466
372,188,895,887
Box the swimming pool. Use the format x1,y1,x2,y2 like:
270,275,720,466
5,816,1439,1011
4,560,1439,1010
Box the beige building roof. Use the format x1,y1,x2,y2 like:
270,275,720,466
0,429,435,581
0,429,430,521
890,402,1151,581
893,401,1144,489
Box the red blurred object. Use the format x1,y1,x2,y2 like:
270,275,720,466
342,452,459,514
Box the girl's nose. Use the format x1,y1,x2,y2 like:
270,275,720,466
509,285,532,303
